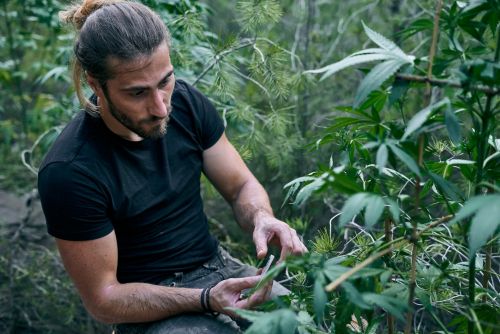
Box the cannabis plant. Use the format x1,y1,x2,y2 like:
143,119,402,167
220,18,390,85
236,1,499,333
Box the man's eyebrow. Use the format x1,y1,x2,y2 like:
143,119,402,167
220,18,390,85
121,70,174,91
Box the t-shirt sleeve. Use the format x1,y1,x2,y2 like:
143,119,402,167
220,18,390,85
183,82,225,150
38,161,114,241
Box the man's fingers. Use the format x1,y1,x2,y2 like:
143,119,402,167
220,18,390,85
254,232,269,259
225,276,261,291
245,280,272,308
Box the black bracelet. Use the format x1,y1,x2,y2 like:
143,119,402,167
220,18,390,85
200,286,219,316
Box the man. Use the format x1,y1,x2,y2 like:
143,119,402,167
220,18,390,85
37,1,307,333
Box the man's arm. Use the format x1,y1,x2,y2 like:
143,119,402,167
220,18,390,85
202,133,307,262
56,231,266,324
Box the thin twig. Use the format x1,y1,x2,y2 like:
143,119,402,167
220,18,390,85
192,39,255,86
395,74,499,95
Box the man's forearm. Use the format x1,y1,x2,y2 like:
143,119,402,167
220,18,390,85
87,282,202,324
231,178,274,232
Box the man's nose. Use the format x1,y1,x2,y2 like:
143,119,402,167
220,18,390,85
149,89,169,118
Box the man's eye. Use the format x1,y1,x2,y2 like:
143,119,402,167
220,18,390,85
133,90,145,96
159,79,169,88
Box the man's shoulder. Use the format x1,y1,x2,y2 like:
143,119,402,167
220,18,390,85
39,111,104,173
172,79,209,104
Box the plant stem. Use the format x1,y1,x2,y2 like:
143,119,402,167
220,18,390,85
405,2,442,333
394,74,499,95
482,244,492,303
384,219,395,334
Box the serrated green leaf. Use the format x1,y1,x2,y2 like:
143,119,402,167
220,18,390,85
402,98,450,140
342,282,371,309
385,198,400,223
231,308,266,322
314,278,327,323
293,173,328,206
362,22,411,61
354,59,407,108
376,144,388,173
428,172,464,202
339,193,370,226
450,194,500,224
362,293,407,321
241,309,299,334
364,195,385,228
329,173,364,194
387,143,421,177
350,48,398,57
445,106,461,144
468,198,500,257
304,53,395,79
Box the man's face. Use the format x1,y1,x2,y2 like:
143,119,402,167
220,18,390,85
92,42,175,141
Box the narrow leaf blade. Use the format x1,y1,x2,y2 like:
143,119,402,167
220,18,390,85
376,144,388,173
387,143,421,177
402,98,450,140
445,106,461,144
364,195,385,228
362,22,411,61
354,59,406,108
339,193,369,226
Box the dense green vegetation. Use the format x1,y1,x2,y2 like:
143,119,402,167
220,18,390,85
1,0,498,333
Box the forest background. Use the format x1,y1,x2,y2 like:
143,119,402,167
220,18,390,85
0,0,499,333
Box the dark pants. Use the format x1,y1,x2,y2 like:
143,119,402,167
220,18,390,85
114,247,287,334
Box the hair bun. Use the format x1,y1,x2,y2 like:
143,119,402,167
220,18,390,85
60,0,121,30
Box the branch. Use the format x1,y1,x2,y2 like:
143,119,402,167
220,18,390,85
192,39,255,87
395,74,499,95
324,214,453,292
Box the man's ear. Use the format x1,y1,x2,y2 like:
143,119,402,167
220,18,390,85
86,73,102,95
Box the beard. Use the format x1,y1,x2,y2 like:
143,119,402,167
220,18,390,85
105,95,171,140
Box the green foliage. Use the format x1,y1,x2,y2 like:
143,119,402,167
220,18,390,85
451,194,500,257
2,0,499,333
279,1,500,333
234,309,298,334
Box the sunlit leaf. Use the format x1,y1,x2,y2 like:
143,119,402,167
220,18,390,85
304,53,395,79
402,98,450,140
376,144,388,173
293,173,328,206
354,59,407,108
364,195,385,228
362,22,413,62
446,159,476,165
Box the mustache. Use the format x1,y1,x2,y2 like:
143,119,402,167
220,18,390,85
142,106,172,124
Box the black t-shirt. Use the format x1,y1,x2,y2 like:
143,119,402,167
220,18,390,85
38,80,224,284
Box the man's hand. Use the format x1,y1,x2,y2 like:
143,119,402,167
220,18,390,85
210,275,272,317
253,211,308,263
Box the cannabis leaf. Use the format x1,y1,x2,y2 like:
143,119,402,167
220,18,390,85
304,22,415,107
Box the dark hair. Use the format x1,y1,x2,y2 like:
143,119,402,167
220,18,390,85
60,0,171,113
